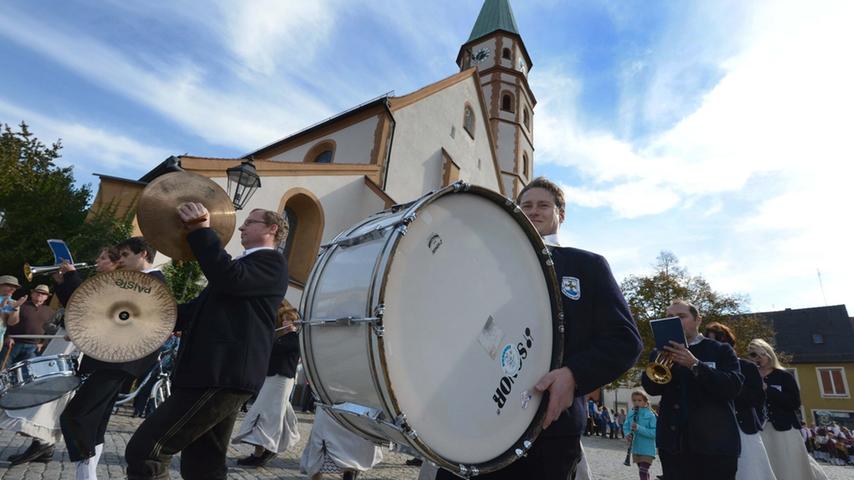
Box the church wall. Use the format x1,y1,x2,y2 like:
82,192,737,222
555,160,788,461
386,78,502,202
265,115,380,165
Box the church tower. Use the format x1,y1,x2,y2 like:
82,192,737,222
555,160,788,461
457,0,535,198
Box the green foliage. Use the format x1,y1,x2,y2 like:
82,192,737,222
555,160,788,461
0,122,132,286
616,251,775,386
163,260,206,303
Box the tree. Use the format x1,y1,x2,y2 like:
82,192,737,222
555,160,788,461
0,122,132,286
163,260,206,303
616,251,775,385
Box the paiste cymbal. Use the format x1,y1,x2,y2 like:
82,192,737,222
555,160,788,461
65,271,177,363
137,171,236,261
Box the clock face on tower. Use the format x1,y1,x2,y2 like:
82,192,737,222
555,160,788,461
473,47,491,63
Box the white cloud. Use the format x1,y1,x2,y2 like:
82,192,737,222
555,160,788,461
0,98,172,176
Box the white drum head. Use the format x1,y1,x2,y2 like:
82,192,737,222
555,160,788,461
381,193,554,464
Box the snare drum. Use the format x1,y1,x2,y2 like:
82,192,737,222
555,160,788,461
0,354,80,409
300,182,564,476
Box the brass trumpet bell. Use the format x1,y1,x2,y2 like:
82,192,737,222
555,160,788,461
23,262,93,282
646,352,673,384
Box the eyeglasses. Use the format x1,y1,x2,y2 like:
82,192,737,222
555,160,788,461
747,351,762,359
241,219,267,227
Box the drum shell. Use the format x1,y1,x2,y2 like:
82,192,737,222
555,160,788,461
0,354,80,409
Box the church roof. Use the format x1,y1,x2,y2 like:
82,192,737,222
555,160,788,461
468,0,519,42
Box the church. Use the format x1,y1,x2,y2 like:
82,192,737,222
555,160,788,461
92,0,537,307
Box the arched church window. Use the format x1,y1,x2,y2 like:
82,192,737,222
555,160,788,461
523,108,530,129
278,206,298,259
522,153,529,177
463,105,475,138
278,189,324,285
304,140,336,163
501,93,514,113
502,48,512,60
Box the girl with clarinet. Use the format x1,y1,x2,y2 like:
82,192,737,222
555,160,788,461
623,389,657,480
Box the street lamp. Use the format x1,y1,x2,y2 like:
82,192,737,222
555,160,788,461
226,157,262,210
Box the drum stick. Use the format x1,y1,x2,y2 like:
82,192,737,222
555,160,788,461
8,334,67,339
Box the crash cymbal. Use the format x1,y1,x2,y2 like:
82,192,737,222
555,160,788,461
137,171,236,261
65,271,177,363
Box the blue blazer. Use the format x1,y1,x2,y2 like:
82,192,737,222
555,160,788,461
542,247,642,438
642,338,744,457
623,407,657,457
735,358,766,434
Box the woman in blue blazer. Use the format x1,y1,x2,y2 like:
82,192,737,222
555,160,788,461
624,390,657,480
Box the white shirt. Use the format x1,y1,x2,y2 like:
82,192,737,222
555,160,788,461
543,233,561,247
687,333,705,347
236,246,275,260
143,267,161,275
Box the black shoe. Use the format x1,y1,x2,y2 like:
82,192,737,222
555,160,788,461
236,449,276,467
343,471,360,480
405,458,423,466
10,441,54,466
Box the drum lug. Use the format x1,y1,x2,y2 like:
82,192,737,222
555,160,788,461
393,414,418,439
451,181,470,192
458,465,479,478
514,439,534,458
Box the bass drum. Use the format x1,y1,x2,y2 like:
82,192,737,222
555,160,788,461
300,182,564,476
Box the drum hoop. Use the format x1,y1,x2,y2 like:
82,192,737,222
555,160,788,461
368,182,566,474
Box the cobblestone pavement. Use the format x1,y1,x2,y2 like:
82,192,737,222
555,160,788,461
0,408,851,479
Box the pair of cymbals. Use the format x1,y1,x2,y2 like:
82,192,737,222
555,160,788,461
137,171,237,261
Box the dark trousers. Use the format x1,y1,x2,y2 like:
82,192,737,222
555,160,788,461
436,435,582,480
659,450,738,480
60,369,130,461
1,342,39,367
125,387,251,480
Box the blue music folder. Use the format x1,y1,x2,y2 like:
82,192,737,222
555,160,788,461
650,316,687,350
47,239,74,265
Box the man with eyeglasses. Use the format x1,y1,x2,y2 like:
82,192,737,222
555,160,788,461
125,205,288,480
642,300,744,480
435,177,642,480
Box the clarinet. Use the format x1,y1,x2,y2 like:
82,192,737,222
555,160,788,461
623,406,639,466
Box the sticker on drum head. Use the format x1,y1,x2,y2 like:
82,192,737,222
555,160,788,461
500,344,521,376
477,316,504,359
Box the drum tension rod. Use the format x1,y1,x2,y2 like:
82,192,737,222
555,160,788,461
297,316,380,327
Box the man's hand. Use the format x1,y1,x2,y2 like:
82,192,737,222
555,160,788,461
4,338,13,349
663,341,699,369
177,202,211,231
535,366,576,429
11,295,27,309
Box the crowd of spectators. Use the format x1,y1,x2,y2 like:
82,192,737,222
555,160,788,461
802,421,854,466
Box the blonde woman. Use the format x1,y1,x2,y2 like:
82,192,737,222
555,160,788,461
232,299,302,467
747,339,827,480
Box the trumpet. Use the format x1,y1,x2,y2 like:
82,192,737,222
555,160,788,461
23,262,95,282
645,351,674,384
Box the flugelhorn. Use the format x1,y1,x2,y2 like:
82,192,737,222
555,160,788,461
23,262,94,282
645,351,674,384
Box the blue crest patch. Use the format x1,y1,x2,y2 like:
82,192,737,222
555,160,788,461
561,276,581,300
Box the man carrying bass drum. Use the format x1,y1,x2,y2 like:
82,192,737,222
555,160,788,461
437,176,642,479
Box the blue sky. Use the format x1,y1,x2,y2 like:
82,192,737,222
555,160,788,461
1,0,851,314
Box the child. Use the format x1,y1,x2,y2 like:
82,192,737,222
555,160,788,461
623,390,657,480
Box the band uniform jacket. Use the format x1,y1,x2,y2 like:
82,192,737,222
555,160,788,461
55,269,165,378
763,368,801,431
642,338,744,457
171,228,288,394
268,331,300,378
543,246,642,438
734,358,766,435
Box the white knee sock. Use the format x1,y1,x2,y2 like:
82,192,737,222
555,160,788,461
75,444,103,480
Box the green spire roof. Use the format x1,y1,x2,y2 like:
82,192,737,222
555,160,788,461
468,0,519,42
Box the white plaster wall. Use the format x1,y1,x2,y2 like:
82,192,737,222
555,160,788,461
266,115,380,164
497,122,517,173
386,77,502,202
206,175,386,255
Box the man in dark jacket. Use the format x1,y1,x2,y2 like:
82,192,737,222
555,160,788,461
125,204,288,480
642,300,744,480
437,177,642,479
